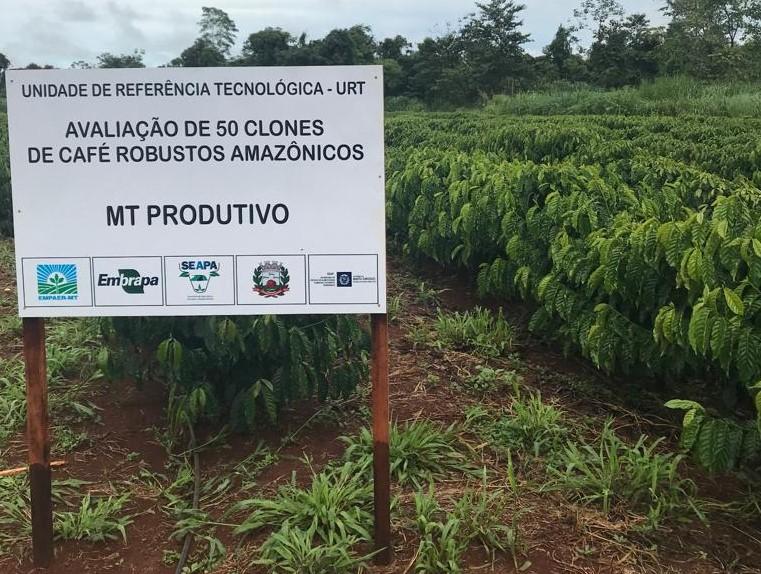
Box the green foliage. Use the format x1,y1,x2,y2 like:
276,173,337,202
387,113,761,468
342,421,476,488
102,315,369,434
434,307,512,357
256,522,372,574
234,462,373,544
464,365,521,395
665,399,761,472
546,420,700,530
413,484,522,573
414,488,468,574
486,77,761,117
55,493,133,543
452,485,522,564
0,113,10,236
467,391,568,456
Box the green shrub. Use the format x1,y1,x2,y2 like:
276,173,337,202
101,315,369,434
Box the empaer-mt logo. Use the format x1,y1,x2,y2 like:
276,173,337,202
37,264,78,301
98,269,159,294
179,260,220,294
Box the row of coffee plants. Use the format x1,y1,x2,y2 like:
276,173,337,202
386,113,761,185
387,139,761,471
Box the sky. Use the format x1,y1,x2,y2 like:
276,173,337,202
1,0,668,68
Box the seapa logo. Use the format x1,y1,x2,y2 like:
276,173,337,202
253,261,290,298
98,269,159,294
179,260,220,294
336,271,353,287
37,264,78,301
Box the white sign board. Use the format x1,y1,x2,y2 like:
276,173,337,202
6,66,385,317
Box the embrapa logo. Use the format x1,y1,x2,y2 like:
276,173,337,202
97,269,159,294
253,261,290,298
179,260,220,294
37,264,78,301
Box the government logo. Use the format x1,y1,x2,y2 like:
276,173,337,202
253,261,290,298
37,264,78,301
179,260,220,294
97,269,159,294
336,271,353,287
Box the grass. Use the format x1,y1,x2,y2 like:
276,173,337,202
234,461,373,544
342,420,477,488
453,484,522,564
412,484,523,573
55,493,133,543
486,76,761,117
0,316,102,454
0,475,125,559
463,365,521,395
466,390,568,457
545,420,701,531
256,522,373,574
434,307,512,357
414,487,468,573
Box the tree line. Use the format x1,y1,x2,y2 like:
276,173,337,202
2,0,761,107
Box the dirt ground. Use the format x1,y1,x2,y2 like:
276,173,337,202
1,255,760,574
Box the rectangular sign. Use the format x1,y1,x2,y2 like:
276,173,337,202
5,66,386,316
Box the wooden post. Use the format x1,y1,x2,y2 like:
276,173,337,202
371,313,391,565
23,317,53,568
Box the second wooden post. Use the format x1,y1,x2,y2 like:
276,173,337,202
371,313,391,564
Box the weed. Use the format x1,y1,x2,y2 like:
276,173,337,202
414,487,467,574
256,522,372,574
424,373,441,388
464,365,521,395
235,461,373,544
342,420,477,488
545,420,701,530
417,281,446,307
0,476,32,559
53,427,91,453
434,307,512,357
388,294,404,322
0,359,25,445
234,442,279,491
466,391,567,456
55,493,133,543
406,318,432,349
0,315,21,337
453,483,522,565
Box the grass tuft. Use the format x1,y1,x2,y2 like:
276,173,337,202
434,307,512,357
234,461,373,544
342,420,478,488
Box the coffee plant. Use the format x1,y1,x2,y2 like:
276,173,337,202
99,315,369,433
387,113,761,471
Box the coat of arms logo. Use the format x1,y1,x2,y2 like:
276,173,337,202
253,261,290,298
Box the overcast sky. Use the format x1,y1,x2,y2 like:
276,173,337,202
1,0,668,68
